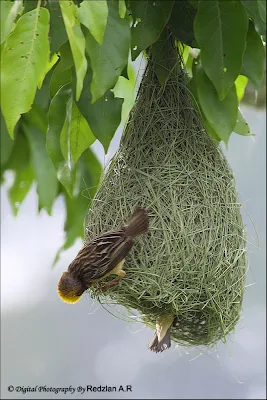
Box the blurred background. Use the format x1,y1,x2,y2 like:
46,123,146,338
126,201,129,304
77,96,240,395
1,95,266,398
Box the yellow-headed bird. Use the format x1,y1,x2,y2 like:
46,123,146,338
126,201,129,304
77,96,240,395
148,315,177,353
58,207,149,304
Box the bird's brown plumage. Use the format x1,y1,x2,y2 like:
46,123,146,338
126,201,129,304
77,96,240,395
58,207,149,303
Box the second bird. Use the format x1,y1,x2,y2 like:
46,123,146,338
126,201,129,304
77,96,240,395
58,207,149,304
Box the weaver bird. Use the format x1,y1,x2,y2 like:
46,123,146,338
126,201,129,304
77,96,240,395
58,207,149,304
148,315,177,353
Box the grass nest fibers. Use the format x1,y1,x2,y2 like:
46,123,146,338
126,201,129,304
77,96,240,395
85,46,247,347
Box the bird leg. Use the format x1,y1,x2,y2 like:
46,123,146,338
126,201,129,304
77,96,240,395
98,275,124,292
98,260,126,292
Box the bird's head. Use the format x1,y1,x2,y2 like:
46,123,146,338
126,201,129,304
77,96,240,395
57,271,86,304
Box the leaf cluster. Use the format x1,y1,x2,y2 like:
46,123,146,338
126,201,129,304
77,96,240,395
1,0,265,261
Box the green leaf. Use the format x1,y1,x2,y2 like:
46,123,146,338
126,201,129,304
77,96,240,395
44,53,59,79
23,117,58,215
203,118,221,143
50,42,74,98
112,64,136,124
53,148,102,264
53,187,89,265
194,0,248,100
86,91,123,153
235,75,248,102
257,0,266,24
188,0,199,9
78,147,102,203
77,0,108,44
50,59,73,99
37,58,57,93
59,98,96,163
63,191,87,249
185,52,194,78
4,130,34,215
189,72,220,144
241,0,266,38
35,67,54,112
1,8,49,137
76,68,123,153
121,64,129,79
1,0,24,44
3,131,30,171
85,1,130,103
65,149,102,246
46,84,74,196
130,0,174,60
9,164,35,216
69,102,96,163
234,109,253,136
65,148,102,246
168,0,196,47
1,111,14,167
119,0,127,18
151,28,178,86
1,7,50,137
195,65,238,144
59,0,87,101
47,0,68,54
241,21,265,89
177,43,191,65
59,96,73,161
23,0,38,13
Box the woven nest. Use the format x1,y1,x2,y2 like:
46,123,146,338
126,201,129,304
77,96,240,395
85,44,247,347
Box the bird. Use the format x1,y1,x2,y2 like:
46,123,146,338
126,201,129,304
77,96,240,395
148,315,177,353
58,207,149,304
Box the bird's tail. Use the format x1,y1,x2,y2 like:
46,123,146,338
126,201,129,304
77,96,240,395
148,315,175,353
148,327,172,353
124,207,149,238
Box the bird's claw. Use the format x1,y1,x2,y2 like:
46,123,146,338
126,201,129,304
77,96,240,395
97,279,120,293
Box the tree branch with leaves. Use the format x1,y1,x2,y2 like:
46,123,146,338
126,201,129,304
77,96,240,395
1,0,265,262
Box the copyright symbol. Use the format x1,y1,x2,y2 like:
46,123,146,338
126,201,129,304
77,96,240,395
8,386,14,392
77,386,83,393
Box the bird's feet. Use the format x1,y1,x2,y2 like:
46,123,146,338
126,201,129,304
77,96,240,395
97,276,121,293
97,272,126,293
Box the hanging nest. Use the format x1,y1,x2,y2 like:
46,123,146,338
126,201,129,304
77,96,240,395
85,38,247,347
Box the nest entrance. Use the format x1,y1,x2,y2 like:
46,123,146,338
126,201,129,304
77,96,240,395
85,45,246,347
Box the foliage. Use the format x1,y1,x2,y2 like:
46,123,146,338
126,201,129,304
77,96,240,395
1,0,265,261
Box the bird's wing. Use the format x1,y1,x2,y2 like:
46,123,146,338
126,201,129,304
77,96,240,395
70,230,133,282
